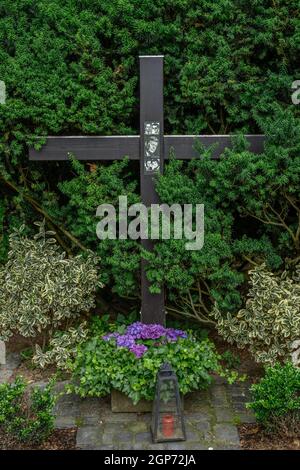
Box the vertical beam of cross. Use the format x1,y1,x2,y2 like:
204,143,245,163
139,56,165,324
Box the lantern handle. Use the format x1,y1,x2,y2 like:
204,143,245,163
161,362,173,372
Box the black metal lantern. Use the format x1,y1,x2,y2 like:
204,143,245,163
151,362,186,443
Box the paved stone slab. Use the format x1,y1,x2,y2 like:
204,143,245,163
112,389,152,412
215,407,235,423
229,382,256,424
135,431,151,443
210,385,230,408
76,426,103,449
127,421,148,433
214,423,240,446
43,379,254,450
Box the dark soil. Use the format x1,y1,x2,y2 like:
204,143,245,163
209,330,264,381
239,424,300,450
0,428,77,450
7,334,70,383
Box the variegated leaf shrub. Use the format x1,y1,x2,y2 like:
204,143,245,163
33,322,89,370
212,263,300,365
0,221,101,368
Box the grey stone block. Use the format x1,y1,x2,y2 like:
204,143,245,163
103,422,125,433
164,442,190,450
79,397,102,417
215,407,234,423
102,433,114,445
185,429,200,441
55,416,77,429
54,401,79,418
76,426,103,449
114,431,133,443
186,412,212,422
188,443,209,450
135,432,151,443
193,420,210,438
214,424,240,445
148,444,167,450
101,411,142,422
81,444,114,450
111,389,152,413
127,421,148,433
211,386,230,407
132,443,149,450
185,390,210,411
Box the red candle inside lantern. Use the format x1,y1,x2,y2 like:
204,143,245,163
162,414,175,437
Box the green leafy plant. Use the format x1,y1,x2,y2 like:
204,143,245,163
213,263,300,365
0,377,56,444
247,363,300,436
221,350,241,370
33,322,89,370
58,157,141,298
0,220,101,368
70,321,237,404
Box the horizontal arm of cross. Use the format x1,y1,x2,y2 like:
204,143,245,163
29,135,265,161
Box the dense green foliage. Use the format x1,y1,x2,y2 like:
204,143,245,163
70,319,232,403
0,1,300,319
145,109,300,319
0,377,56,443
247,363,300,435
58,158,141,297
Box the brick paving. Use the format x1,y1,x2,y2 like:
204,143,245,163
1,354,255,450
54,379,255,450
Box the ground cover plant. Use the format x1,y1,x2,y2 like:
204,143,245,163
70,319,238,403
0,377,56,444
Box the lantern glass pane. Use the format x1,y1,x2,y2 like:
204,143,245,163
151,376,185,442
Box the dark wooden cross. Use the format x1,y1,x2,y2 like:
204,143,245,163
29,55,265,325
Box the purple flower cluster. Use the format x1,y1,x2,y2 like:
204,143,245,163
102,322,187,358
116,335,135,349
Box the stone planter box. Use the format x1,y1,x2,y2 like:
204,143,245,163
111,389,185,413
111,390,153,413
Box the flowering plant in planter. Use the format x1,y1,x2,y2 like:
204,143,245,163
103,322,188,358
70,321,235,404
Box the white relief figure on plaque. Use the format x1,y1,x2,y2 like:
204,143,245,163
144,158,160,172
144,122,160,135
145,136,159,157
